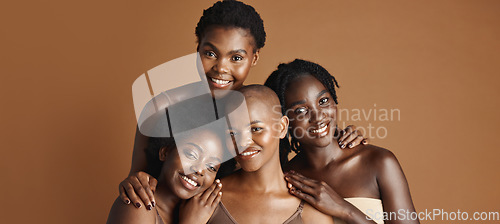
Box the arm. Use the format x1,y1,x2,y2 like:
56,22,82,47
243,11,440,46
107,197,156,224
377,151,419,224
129,125,149,175
285,171,376,224
117,126,157,209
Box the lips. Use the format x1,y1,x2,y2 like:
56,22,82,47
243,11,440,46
309,121,330,137
207,76,233,89
237,147,261,160
179,173,200,190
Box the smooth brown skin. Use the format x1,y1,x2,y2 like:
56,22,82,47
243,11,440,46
108,130,224,224
217,85,334,224
283,74,418,224
118,23,367,209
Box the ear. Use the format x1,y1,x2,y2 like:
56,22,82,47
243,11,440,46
278,115,289,139
159,147,168,162
251,49,260,66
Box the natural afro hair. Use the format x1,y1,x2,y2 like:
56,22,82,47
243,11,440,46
264,59,340,155
195,0,266,50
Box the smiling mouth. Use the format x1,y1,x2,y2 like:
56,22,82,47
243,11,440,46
309,122,330,135
209,77,232,85
179,173,200,189
237,148,261,160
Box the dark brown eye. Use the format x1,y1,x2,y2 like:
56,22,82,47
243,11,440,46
319,97,329,105
294,107,307,114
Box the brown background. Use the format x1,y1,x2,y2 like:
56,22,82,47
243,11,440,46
1,0,499,223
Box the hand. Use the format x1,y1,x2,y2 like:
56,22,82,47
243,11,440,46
284,171,347,217
179,179,223,224
118,171,157,210
338,125,369,149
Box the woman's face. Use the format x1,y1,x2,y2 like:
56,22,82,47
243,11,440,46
160,130,223,199
198,26,259,92
284,74,338,149
230,98,286,172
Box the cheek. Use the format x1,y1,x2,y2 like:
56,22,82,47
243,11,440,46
232,63,251,82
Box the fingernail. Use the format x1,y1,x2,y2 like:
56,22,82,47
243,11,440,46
340,144,345,149
348,143,353,148
285,176,290,181
218,183,222,187
363,140,368,144
290,188,295,192
146,204,152,210
215,179,220,183
136,203,141,208
287,183,292,188
219,192,222,195
151,201,155,207
125,200,130,205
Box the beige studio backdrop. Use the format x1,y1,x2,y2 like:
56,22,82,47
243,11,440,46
1,0,499,223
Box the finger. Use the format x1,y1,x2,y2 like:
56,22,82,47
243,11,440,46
124,182,142,208
285,171,319,186
338,125,355,145
285,175,316,195
201,179,219,202
345,132,364,149
289,187,316,205
207,182,222,205
212,191,222,207
137,175,155,208
149,177,158,193
362,138,369,145
130,177,152,210
119,184,131,205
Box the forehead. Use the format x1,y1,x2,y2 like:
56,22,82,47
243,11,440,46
246,97,278,122
286,74,328,101
176,129,223,158
199,26,256,51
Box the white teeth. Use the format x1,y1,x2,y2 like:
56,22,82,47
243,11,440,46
181,175,198,187
211,77,230,85
241,151,258,156
311,124,328,133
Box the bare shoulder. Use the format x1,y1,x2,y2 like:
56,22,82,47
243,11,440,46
106,197,156,224
301,203,335,224
355,144,401,172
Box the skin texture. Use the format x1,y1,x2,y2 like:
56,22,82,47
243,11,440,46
119,24,366,216
198,26,260,93
216,85,334,224
107,130,224,224
283,74,418,224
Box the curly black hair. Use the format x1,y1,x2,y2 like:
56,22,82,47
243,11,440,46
264,59,340,155
195,0,266,51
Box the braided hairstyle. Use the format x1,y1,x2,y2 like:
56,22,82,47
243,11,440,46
264,59,340,156
195,0,266,51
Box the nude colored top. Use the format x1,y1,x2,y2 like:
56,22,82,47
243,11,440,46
207,200,306,224
334,197,384,224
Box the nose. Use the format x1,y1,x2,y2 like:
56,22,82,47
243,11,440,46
190,164,205,176
237,128,253,153
309,107,326,123
214,58,229,74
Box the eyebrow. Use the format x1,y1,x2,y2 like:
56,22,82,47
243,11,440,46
186,142,203,154
289,100,306,108
201,42,247,55
250,120,262,125
317,90,328,99
187,142,223,164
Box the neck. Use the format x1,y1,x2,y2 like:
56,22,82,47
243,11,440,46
154,177,181,223
237,149,287,193
301,138,342,170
